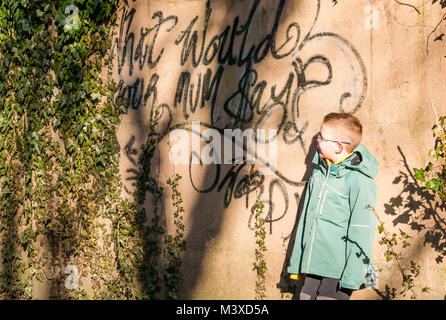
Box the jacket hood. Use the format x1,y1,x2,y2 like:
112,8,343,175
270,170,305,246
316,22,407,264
312,144,378,179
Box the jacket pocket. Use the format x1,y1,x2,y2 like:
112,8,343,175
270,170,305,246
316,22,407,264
318,188,349,227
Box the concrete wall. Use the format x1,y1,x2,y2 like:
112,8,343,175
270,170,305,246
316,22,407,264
114,0,446,299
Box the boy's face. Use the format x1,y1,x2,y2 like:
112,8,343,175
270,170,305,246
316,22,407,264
317,123,343,162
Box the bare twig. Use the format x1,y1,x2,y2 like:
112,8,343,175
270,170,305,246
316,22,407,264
394,0,421,14
430,101,445,136
426,11,446,56
431,101,439,123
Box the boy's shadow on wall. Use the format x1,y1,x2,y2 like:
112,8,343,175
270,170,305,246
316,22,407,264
276,135,319,300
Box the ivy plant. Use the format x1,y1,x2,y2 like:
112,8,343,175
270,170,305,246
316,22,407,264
0,0,171,299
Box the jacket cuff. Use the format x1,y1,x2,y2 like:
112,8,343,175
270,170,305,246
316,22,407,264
339,280,360,290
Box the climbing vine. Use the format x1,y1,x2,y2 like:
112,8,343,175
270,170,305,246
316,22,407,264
0,0,171,299
414,116,446,200
252,201,267,300
164,173,186,299
367,113,445,299
131,123,165,299
372,206,427,299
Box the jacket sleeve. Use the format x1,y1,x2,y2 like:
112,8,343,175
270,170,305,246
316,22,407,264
340,174,378,290
287,177,313,275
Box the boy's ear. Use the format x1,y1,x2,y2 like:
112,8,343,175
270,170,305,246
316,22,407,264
335,143,343,154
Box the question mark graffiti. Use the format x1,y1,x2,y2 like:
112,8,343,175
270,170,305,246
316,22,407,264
64,5,80,32
64,265,79,290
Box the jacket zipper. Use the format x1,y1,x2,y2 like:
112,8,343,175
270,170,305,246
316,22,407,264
306,164,331,272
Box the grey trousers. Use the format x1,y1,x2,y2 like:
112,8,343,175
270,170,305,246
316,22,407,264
299,275,353,300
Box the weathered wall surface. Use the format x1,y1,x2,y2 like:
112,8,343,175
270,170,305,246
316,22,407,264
114,0,446,299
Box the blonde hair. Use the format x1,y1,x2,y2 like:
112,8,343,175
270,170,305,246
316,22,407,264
322,112,362,152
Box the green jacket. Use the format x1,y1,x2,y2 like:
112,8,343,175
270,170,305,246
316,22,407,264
287,144,379,290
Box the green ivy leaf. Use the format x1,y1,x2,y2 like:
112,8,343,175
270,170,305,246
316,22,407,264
378,224,384,234
413,168,426,182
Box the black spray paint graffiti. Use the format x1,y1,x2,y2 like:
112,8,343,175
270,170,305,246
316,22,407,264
174,0,299,70
116,0,368,233
114,7,178,77
123,135,140,195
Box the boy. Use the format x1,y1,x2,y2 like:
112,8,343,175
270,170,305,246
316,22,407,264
288,112,378,300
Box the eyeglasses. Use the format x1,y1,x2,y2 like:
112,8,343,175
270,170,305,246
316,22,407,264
316,132,351,145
